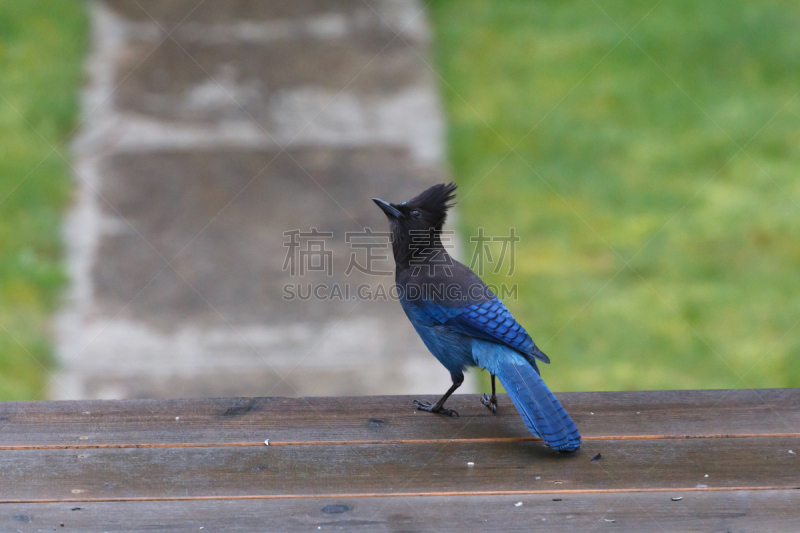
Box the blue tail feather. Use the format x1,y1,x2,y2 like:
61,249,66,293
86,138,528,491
495,359,581,451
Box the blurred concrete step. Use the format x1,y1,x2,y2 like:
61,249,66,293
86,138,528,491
58,316,452,399
102,0,420,30
91,147,438,324
55,0,473,400
115,26,428,120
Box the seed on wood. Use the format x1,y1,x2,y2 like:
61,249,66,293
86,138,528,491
590,453,601,462
514,502,523,507
671,497,683,501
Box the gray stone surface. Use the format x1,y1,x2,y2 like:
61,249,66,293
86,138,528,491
55,0,475,399
115,32,427,120
103,0,369,25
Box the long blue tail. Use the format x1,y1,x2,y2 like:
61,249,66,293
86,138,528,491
495,359,581,451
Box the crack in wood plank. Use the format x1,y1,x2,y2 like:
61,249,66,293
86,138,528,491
2,432,799,451
3,486,800,505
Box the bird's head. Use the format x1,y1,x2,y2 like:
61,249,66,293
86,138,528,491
373,182,457,265
373,182,457,233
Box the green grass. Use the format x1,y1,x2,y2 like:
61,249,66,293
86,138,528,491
429,0,800,391
0,1,87,399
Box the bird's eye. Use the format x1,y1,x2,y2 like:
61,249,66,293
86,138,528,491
411,210,420,218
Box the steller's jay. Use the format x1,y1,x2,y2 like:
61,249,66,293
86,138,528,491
373,183,581,451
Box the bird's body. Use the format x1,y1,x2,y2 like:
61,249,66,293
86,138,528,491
374,183,581,452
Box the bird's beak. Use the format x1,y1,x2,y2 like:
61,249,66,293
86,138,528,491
372,198,402,218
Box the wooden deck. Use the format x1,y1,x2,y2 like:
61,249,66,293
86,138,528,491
1,389,799,531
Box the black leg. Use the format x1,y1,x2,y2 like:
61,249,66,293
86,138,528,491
481,374,498,413
413,375,463,417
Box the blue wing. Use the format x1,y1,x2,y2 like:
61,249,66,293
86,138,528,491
415,297,550,364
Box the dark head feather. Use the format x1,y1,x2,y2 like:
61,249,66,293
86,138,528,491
373,182,459,266
404,182,457,229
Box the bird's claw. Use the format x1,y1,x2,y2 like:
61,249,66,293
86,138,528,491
481,393,498,414
412,399,459,417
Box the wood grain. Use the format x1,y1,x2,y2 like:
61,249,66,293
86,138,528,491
1,389,798,447
1,389,799,532
1,436,798,501
2,490,799,532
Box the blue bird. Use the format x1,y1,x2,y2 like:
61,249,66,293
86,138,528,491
373,183,581,452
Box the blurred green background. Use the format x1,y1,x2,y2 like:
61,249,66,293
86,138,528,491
1,1,799,398
429,0,800,391
0,1,87,399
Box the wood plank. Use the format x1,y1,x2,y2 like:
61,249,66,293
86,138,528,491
2,490,799,532
1,389,798,447
2,437,798,501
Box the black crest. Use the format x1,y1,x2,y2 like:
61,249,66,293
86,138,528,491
406,182,457,229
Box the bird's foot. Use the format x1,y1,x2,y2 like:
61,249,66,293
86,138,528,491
412,399,459,417
481,393,498,414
